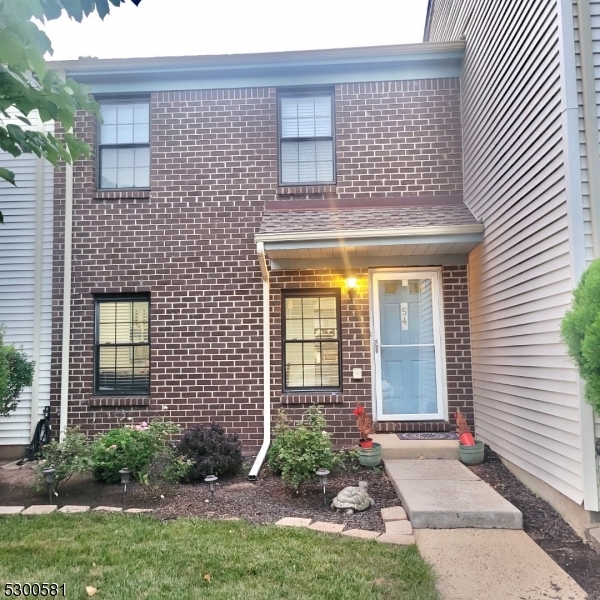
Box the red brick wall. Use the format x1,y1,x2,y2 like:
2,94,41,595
50,79,469,453
270,265,474,447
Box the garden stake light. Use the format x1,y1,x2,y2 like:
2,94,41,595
204,474,218,501
119,468,131,507
41,467,56,505
315,468,330,508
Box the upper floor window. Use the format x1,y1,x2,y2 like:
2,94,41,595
98,101,150,189
279,92,335,186
95,295,150,395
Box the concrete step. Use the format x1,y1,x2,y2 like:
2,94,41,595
372,433,459,460
384,458,523,530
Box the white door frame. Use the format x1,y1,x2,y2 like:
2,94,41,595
370,268,448,422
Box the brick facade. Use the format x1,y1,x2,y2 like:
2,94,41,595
50,77,472,453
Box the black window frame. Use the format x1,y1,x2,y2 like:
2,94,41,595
281,289,342,393
277,89,336,187
94,294,151,396
96,96,151,191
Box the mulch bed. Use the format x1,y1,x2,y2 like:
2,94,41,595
3,447,600,597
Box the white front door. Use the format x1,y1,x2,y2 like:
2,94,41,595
372,271,446,421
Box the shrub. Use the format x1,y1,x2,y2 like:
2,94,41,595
177,422,243,480
92,420,183,484
35,428,94,491
562,259,600,415
0,327,35,416
267,405,342,490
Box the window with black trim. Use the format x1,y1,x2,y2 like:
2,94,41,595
283,290,341,391
95,296,150,395
279,92,335,185
98,100,150,189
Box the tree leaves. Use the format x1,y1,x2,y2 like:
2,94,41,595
0,0,143,195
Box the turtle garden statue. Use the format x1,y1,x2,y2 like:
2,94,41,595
331,481,375,514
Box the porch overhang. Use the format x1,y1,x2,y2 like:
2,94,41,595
256,223,484,270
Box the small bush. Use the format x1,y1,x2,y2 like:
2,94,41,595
92,420,182,484
267,405,342,490
35,428,94,491
177,422,243,480
0,327,35,417
562,259,600,415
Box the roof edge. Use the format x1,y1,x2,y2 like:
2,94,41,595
49,41,465,75
256,223,483,244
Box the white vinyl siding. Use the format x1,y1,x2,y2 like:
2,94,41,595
428,0,587,502
0,115,53,446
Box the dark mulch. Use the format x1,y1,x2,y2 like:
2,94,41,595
0,459,398,532
468,446,600,600
4,447,600,597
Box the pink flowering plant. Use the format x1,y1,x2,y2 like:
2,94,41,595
92,419,186,484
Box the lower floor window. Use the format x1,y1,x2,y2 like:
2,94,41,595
283,290,341,391
95,295,150,394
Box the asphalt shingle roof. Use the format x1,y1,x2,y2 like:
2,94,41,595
259,203,479,235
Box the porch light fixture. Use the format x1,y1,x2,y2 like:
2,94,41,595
42,467,56,505
204,474,218,501
315,468,330,508
346,276,358,301
119,468,131,507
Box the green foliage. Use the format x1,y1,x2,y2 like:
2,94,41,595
267,405,342,490
0,0,142,222
177,422,243,480
0,327,34,416
35,428,94,490
562,259,600,415
92,420,183,484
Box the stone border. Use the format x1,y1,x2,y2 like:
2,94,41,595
274,506,415,545
0,505,153,516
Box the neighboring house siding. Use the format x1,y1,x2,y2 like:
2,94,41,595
0,119,54,445
50,79,465,451
429,0,587,502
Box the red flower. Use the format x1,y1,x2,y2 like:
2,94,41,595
353,405,364,416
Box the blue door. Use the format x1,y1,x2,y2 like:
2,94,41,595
373,273,443,420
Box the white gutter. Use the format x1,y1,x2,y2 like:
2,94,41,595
558,0,600,511
59,156,74,442
30,142,45,437
255,223,483,244
248,241,271,481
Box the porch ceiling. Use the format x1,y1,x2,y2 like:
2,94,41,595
257,203,483,270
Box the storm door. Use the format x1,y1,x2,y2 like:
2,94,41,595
372,271,445,420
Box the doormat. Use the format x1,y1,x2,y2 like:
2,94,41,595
396,432,459,440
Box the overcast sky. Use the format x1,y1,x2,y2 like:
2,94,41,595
42,0,429,60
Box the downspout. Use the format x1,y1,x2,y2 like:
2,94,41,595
558,0,600,511
576,0,600,256
30,120,46,436
248,241,270,481
59,149,74,442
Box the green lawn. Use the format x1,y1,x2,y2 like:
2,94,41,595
0,514,437,599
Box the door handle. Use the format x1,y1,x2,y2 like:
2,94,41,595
375,340,379,353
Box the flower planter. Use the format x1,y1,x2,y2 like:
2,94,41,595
357,442,382,467
359,439,373,449
459,440,484,465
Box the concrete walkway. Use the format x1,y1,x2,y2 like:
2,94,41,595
381,449,587,598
